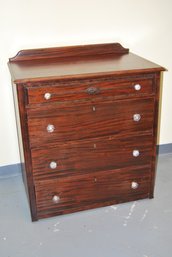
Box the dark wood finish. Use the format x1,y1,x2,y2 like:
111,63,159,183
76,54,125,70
14,85,38,221
8,43,165,84
150,73,161,198
27,98,155,147
35,166,151,218
9,43,129,62
31,134,153,180
26,76,154,104
8,43,165,221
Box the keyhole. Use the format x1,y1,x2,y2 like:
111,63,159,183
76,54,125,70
92,106,96,112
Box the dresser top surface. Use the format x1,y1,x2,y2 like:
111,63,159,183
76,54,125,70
8,43,165,83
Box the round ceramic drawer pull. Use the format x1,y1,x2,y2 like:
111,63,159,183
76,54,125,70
133,113,141,122
134,84,141,91
52,195,60,203
47,124,55,133
44,92,51,100
49,161,57,169
133,150,140,157
131,181,139,189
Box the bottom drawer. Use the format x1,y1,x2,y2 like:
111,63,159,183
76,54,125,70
35,165,151,219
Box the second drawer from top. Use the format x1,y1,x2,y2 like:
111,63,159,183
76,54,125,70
27,97,155,148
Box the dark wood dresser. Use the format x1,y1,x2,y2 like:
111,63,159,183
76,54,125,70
8,43,165,221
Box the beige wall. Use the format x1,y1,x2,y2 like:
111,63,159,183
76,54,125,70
0,0,171,166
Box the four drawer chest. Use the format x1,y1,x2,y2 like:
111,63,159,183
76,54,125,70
8,43,165,221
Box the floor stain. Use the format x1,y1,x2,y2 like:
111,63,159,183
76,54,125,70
123,201,137,227
140,210,148,222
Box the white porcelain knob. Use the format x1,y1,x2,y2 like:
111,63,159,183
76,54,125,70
131,182,139,189
44,92,51,100
52,195,60,203
133,150,140,157
49,161,57,169
134,84,141,91
133,114,141,122
47,124,55,133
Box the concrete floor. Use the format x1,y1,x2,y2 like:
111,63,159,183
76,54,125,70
0,154,172,257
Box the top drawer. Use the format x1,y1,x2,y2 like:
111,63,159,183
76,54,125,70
26,76,154,104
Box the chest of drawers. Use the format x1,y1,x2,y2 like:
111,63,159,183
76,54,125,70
8,43,165,221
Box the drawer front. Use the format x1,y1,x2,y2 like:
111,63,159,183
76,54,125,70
31,134,153,180
27,98,155,147
26,77,154,104
35,166,151,218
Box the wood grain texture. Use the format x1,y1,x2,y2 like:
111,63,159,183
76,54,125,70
31,134,153,181
8,43,165,221
15,85,38,221
9,43,129,62
8,43,165,83
27,97,155,148
35,166,151,218
149,73,161,198
26,76,154,104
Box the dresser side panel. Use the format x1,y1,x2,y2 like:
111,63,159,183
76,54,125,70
12,82,25,165
14,84,38,221
150,72,162,198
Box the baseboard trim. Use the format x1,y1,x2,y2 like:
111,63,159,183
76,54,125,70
0,163,22,179
157,143,172,155
0,144,172,178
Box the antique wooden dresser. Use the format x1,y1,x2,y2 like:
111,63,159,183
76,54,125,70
8,43,165,221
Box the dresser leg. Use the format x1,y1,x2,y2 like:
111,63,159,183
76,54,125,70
149,193,154,199
31,215,38,222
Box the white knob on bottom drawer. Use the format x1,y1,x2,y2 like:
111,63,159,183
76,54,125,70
44,92,51,100
134,84,141,91
131,182,139,189
133,114,141,122
133,150,140,157
49,161,57,169
52,195,60,203
47,124,55,133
